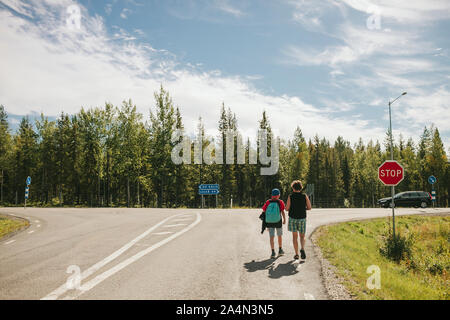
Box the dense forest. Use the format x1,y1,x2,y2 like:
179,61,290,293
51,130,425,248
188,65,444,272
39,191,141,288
0,86,448,208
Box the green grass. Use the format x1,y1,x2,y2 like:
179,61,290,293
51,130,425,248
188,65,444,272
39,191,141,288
0,215,29,239
316,215,450,300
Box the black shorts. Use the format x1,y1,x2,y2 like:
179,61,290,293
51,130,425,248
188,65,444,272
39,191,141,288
265,220,282,229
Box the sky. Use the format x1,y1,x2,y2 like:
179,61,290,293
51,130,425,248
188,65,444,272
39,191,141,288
0,0,449,150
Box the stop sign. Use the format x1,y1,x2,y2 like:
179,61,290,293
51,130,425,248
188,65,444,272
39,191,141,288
378,161,404,186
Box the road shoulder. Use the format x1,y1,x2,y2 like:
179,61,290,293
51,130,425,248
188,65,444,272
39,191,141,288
310,226,354,300
0,212,30,241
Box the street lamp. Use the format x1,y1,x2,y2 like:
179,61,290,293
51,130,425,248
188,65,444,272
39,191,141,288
388,91,407,239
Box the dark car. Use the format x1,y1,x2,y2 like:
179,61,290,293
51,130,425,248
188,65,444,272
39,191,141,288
378,191,432,208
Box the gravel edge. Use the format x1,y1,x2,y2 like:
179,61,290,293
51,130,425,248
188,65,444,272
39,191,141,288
310,226,354,300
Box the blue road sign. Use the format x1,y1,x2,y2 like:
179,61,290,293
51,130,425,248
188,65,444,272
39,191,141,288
199,189,220,195
199,184,220,190
428,176,436,185
26,176,31,185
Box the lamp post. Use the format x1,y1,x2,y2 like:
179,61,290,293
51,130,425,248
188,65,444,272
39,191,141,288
388,92,407,238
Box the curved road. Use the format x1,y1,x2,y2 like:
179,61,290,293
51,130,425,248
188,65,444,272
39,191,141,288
0,207,448,300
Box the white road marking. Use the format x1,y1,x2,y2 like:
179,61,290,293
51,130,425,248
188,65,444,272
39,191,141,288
4,240,15,245
55,213,201,300
172,218,191,222
28,230,35,234
37,225,41,228
41,213,200,300
153,232,173,235
164,224,186,228
35,220,40,223
304,293,315,300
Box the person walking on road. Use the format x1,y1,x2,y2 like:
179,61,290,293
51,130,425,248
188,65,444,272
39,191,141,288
285,180,312,260
262,188,286,259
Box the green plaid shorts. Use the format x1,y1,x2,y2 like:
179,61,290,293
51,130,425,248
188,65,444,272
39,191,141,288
288,218,306,234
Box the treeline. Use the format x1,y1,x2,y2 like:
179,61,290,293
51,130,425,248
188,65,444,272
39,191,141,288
0,86,448,208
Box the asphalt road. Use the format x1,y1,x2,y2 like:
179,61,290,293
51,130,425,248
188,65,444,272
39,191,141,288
0,207,449,300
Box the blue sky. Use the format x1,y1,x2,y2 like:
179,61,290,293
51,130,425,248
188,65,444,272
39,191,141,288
0,0,449,150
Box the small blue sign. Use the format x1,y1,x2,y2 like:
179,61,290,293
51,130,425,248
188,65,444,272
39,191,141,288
428,176,436,185
26,176,31,186
199,189,220,195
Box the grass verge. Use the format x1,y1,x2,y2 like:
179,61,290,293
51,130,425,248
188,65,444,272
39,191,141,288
0,215,29,239
316,215,449,300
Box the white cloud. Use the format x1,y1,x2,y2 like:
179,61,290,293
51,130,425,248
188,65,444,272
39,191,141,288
340,0,450,24
105,3,113,15
120,8,131,19
215,0,244,17
0,0,33,17
0,0,442,149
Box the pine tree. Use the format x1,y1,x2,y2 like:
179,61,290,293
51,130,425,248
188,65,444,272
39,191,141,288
148,86,176,208
0,105,11,204
36,114,57,204
428,128,448,206
12,117,38,205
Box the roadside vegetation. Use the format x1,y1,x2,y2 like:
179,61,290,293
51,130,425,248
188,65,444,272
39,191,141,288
316,215,449,300
0,215,29,239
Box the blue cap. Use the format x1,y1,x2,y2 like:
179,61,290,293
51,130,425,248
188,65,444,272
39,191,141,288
272,188,280,196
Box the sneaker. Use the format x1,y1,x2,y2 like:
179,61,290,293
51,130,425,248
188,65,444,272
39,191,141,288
278,248,285,256
300,249,306,260
294,254,299,260
271,251,276,259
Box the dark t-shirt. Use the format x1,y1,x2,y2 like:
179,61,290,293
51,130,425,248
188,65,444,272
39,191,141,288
288,193,307,219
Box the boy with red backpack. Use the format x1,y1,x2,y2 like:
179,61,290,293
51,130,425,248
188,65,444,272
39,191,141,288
262,188,286,259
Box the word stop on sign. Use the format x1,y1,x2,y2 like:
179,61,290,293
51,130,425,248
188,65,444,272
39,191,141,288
379,169,402,177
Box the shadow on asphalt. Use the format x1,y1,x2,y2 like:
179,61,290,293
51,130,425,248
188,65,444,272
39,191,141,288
243,259,275,272
268,261,303,279
244,259,304,279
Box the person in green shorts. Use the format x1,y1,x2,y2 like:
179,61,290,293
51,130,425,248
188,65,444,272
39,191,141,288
285,180,312,260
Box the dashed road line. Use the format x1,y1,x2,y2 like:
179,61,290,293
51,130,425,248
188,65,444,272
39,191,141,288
61,212,202,300
153,232,173,235
28,230,35,234
4,240,15,245
42,213,200,300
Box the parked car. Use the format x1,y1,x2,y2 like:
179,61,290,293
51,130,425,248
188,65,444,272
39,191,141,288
378,191,432,208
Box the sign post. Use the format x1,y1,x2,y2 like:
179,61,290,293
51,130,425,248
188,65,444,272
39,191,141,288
25,176,31,209
428,175,437,208
378,161,404,238
198,184,220,208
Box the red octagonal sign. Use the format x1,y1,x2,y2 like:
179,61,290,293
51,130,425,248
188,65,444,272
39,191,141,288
378,160,404,186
